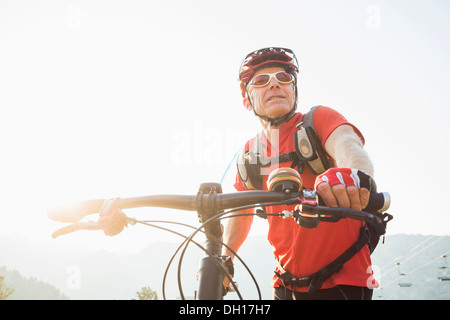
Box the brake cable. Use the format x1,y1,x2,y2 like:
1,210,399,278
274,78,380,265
174,200,296,300
128,218,244,300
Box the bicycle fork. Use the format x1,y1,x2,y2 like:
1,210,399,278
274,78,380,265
197,235,225,299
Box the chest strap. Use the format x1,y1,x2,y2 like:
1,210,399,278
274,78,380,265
275,225,371,295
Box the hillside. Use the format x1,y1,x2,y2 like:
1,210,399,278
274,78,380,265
0,233,449,300
0,266,68,300
370,234,450,300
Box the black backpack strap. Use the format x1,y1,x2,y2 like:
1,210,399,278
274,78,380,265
306,226,371,294
275,226,371,295
237,106,336,189
253,132,296,166
237,132,297,190
302,105,319,130
294,106,334,175
367,212,394,253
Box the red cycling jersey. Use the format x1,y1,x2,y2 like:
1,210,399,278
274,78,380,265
234,106,378,292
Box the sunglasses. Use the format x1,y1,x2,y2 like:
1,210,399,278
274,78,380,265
249,71,294,88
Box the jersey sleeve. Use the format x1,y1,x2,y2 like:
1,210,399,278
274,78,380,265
312,106,365,146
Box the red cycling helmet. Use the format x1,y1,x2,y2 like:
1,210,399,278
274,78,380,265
238,47,299,98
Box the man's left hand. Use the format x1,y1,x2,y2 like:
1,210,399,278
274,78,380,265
314,168,374,211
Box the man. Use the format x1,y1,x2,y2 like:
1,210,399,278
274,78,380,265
222,47,377,300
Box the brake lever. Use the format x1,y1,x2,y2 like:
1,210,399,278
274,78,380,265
51,221,103,239
289,189,376,229
51,212,137,238
298,203,375,223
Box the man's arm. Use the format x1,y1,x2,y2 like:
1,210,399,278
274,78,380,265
318,124,374,210
325,124,374,176
220,208,254,288
221,208,254,260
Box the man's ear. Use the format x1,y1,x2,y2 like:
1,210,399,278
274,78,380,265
243,97,252,111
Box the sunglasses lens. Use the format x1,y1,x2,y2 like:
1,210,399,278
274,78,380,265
276,72,293,83
252,74,270,86
250,71,294,87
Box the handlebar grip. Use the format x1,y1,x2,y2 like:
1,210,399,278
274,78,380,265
47,195,198,223
317,191,391,213
365,192,391,213
47,199,105,223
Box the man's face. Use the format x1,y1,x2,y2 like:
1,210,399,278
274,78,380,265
246,66,296,121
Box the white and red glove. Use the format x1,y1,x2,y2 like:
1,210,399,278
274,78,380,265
315,168,374,191
314,168,375,210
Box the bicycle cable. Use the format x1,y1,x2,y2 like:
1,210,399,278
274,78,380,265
175,200,292,300
137,219,247,300
128,218,243,300
130,219,211,299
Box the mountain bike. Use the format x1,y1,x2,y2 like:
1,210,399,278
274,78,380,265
48,168,392,300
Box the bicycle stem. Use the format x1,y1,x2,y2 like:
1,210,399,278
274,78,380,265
195,183,226,300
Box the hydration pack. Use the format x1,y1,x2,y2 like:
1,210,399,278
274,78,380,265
236,106,333,190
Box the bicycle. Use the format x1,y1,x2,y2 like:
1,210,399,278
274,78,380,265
48,167,392,300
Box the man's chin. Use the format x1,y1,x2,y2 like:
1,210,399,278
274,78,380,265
264,105,293,118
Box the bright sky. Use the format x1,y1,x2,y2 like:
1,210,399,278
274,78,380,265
1,0,449,254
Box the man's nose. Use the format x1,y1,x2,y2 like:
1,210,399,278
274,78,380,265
268,76,280,89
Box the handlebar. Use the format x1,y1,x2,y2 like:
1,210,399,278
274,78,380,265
48,186,391,243
47,191,297,223
48,188,390,224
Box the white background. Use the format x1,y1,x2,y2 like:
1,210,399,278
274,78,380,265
1,0,449,254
